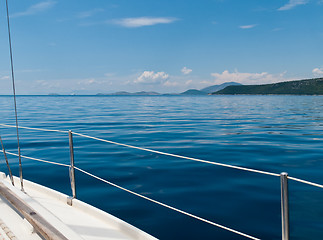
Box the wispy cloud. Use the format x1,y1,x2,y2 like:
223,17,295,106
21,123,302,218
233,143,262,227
77,8,104,19
112,17,178,28
272,27,284,32
0,75,10,80
312,67,323,76
239,24,257,29
163,79,194,87
33,77,111,93
181,67,192,75
19,69,44,73
11,1,56,17
77,78,102,86
104,73,115,78
210,70,288,85
278,0,309,11
135,71,169,84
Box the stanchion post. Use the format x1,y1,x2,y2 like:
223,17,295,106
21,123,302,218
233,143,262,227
280,172,289,240
68,130,76,201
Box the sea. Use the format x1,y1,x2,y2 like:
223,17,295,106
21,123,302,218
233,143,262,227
0,95,322,240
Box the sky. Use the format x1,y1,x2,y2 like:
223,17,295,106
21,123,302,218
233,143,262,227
0,0,322,94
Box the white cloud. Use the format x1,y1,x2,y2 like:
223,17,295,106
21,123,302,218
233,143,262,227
32,77,112,94
181,67,192,75
278,0,309,11
163,79,194,88
163,80,179,87
12,1,56,17
135,71,169,84
77,78,98,85
210,70,288,85
185,80,193,85
77,8,104,19
35,79,61,89
0,75,10,80
112,17,177,28
239,24,257,29
312,67,323,76
104,73,115,77
19,69,44,73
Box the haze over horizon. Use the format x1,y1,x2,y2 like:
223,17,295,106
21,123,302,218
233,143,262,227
0,0,322,95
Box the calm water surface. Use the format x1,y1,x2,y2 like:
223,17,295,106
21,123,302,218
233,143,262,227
0,95,323,240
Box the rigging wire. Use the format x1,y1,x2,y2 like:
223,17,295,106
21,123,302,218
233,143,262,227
0,147,261,239
5,0,24,191
0,136,14,186
74,166,261,240
72,131,280,177
0,123,68,133
1,150,70,168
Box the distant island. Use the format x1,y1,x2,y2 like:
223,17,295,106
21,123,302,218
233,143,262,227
96,91,160,96
180,89,208,95
180,82,242,95
52,78,323,96
200,82,242,93
96,82,241,96
213,78,323,95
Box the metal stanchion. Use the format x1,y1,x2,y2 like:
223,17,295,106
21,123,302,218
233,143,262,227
280,172,289,240
68,130,76,205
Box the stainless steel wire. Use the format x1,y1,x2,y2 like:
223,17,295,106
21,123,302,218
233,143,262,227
0,124,68,133
0,147,261,239
74,166,261,240
5,0,24,191
0,150,70,168
288,176,323,189
72,131,280,177
2,124,323,190
1,124,323,239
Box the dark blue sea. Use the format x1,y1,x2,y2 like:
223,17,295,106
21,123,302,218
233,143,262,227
0,95,323,240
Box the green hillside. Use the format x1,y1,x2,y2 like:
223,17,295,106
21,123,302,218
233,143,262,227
213,78,323,95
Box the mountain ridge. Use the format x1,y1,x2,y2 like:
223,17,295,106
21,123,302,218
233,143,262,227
201,82,242,93
213,78,323,95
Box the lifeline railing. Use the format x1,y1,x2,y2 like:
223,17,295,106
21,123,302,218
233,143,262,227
1,124,323,240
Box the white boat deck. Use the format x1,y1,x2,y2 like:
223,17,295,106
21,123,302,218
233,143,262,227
0,172,157,240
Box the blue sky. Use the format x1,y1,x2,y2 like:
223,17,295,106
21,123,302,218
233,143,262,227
0,0,322,94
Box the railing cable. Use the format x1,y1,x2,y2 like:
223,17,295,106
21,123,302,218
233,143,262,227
2,124,323,190
0,124,68,133
2,147,323,239
288,176,323,189
72,131,280,177
74,166,260,240
0,148,261,239
0,150,70,168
